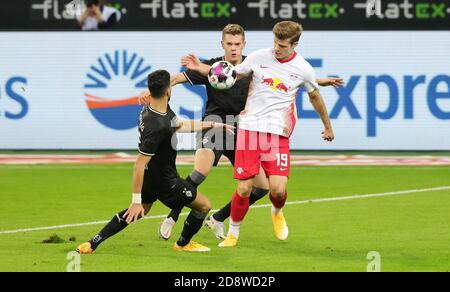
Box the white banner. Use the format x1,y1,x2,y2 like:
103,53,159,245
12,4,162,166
0,31,449,150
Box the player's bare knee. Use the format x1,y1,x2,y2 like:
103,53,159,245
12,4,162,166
195,149,214,175
195,195,211,215
202,205,212,215
270,187,286,199
198,202,211,215
194,161,211,177
195,168,210,178
237,182,252,196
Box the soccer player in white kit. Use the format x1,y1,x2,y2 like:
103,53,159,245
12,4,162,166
182,21,335,247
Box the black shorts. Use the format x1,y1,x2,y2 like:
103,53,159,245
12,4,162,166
196,126,237,166
142,178,197,210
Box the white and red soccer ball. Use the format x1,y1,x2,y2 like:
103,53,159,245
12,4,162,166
208,61,237,90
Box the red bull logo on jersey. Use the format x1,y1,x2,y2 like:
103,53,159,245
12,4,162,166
84,50,150,130
262,77,289,93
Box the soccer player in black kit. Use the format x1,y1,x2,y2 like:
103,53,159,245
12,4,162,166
139,24,344,240
76,70,233,253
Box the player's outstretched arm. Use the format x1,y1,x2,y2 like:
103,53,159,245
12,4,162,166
171,73,188,86
316,77,345,88
175,119,235,134
181,54,210,77
308,89,335,142
124,154,151,224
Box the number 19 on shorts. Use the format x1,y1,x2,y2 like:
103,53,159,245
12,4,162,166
276,153,288,170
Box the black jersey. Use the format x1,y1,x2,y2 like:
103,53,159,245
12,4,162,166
138,105,180,193
183,56,252,120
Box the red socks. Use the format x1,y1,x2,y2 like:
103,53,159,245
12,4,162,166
229,191,286,222
270,192,287,209
230,191,250,222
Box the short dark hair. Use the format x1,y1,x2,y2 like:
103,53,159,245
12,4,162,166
147,70,170,99
85,0,100,6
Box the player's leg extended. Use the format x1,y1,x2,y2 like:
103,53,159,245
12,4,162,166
208,168,269,239
218,178,254,247
159,148,215,240
210,129,270,224
77,203,152,254
174,191,211,252
219,129,261,247
207,129,270,238
261,133,290,240
268,175,289,241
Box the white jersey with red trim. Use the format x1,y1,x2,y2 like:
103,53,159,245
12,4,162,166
235,48,319,137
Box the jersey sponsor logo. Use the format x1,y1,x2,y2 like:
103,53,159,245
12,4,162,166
84,50,151,130
261,77,290,93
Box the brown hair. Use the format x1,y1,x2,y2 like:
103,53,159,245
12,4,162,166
222,24,245,40
273,21,303,45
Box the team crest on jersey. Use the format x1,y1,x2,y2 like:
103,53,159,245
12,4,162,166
236,167,244,175
183,188,193,198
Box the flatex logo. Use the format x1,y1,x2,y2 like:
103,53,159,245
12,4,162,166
31,0,128,20
31,0,79,20
140,0,236,19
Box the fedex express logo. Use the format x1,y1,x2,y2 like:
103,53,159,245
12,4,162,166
84,50,150,130
297,58,450,137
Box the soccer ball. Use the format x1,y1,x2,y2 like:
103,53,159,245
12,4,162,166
208,61,237,90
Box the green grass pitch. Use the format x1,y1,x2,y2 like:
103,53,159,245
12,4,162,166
0,164,449,272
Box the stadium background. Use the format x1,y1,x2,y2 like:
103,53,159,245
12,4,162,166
0,0,449,273
1,0,449,150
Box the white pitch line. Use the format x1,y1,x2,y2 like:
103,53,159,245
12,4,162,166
1,186,449,235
